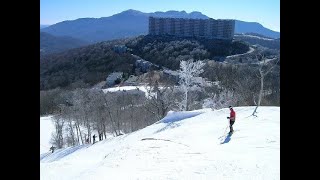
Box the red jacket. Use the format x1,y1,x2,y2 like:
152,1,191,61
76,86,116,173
230,109,236,121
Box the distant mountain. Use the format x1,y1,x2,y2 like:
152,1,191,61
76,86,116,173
40,24,50,29
152,10,208,19
41,9,280,43
235,21,279,40
40,32,88,55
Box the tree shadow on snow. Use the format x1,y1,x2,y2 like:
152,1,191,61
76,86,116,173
40,144,90,162
40,152,51,161
154,122,181,133
154,111,203,134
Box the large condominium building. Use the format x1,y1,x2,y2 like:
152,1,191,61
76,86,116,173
149,17,235,40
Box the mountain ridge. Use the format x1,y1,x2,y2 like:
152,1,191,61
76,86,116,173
41,9,279,42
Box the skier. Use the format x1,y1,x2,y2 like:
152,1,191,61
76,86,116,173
93,134,96,144
50,146,56,153
227,106,236,134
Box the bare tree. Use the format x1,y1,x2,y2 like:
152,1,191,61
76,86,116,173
252,55,280,116
144,80,176,120
50,113,65,149
233,67,259,106
70,89,87,144
59,104,77,147
101,92,122,136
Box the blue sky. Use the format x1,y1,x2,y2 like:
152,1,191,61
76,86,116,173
40,0,280,32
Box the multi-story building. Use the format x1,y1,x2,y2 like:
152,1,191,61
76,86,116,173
149,17,235,40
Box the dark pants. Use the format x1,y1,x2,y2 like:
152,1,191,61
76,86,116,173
229,120,235,132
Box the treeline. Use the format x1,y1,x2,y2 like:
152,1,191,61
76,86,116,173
202,60,280,106
126,35,249,70
41,80,195,148
42,57,280,148
41,57,280,117
44,88,158,148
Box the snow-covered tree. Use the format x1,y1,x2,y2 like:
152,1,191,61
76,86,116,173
208,90,238,110
178,59,205,111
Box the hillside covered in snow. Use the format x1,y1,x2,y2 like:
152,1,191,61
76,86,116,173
40,106,279,180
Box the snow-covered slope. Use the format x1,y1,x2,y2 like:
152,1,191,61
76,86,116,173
40,106,280,180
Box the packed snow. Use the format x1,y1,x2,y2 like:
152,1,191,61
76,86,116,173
102,85,153,97
40,106,280,180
